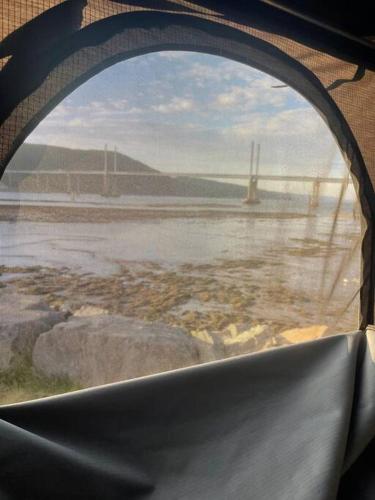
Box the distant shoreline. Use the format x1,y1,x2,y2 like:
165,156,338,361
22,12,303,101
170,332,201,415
0,204,312,223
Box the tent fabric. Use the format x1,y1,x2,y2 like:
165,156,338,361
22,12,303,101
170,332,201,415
1,2,375,499
0,330,374,499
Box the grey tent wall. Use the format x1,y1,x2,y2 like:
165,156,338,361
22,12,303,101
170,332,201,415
1,330,375,499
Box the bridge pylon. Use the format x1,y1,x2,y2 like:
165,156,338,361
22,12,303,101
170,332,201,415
243,142,261,205
309,179,321,210
102,144,110,196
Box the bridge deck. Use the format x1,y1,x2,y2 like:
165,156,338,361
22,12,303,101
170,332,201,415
4,170,351,184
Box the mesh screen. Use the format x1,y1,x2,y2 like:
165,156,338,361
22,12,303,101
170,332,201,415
0,1,373,403
0,51,362,403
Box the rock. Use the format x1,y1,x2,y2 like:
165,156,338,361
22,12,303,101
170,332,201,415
0,289,67,370
191,329,214,345
191,323,277,361
33,315,201,387
74,305,109,317
222,323,273,357
190,330,224,363
280,324,328,344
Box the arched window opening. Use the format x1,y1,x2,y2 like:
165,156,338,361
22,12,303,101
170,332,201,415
0,51,361,404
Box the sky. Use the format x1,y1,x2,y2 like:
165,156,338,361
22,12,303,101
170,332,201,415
27,51,349,195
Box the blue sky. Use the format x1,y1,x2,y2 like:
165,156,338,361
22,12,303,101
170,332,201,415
28,51,348,194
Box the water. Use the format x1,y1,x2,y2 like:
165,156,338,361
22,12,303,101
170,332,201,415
0,190,334,213
0,193,360,293
0,191,361,331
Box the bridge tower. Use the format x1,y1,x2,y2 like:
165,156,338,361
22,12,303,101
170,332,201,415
102,143,109,196
114,146,117,173
309,179,321,210
244,142,261,205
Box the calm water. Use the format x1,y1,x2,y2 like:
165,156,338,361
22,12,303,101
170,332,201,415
0,193,360,299
0,190,350,213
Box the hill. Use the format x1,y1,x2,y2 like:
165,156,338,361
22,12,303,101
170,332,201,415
6,143,248,198
4,143,301,200
7,143,154,174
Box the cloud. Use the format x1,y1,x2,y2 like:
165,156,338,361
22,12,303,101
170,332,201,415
66,118,87,128
183,59,282,86
215,83,287,110
227,108,324,137
182,58,303,112
183,62,222,83
157,51,192,60
108,98,128,110
152,97,194,113
125,106,144,115
26,51,346,183
49,103,70,117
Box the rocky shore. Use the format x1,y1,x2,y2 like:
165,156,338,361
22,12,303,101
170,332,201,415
0,200,360,404
0,282,327,402
0,249,357,404
0,260,333,339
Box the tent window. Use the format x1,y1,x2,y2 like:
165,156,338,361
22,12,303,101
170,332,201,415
0,51,361,404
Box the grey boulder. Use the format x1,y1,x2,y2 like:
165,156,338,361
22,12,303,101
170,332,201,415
0,289,67,370
33,315,201,387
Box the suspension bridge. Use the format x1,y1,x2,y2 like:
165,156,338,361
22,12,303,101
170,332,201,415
1,142,352,209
